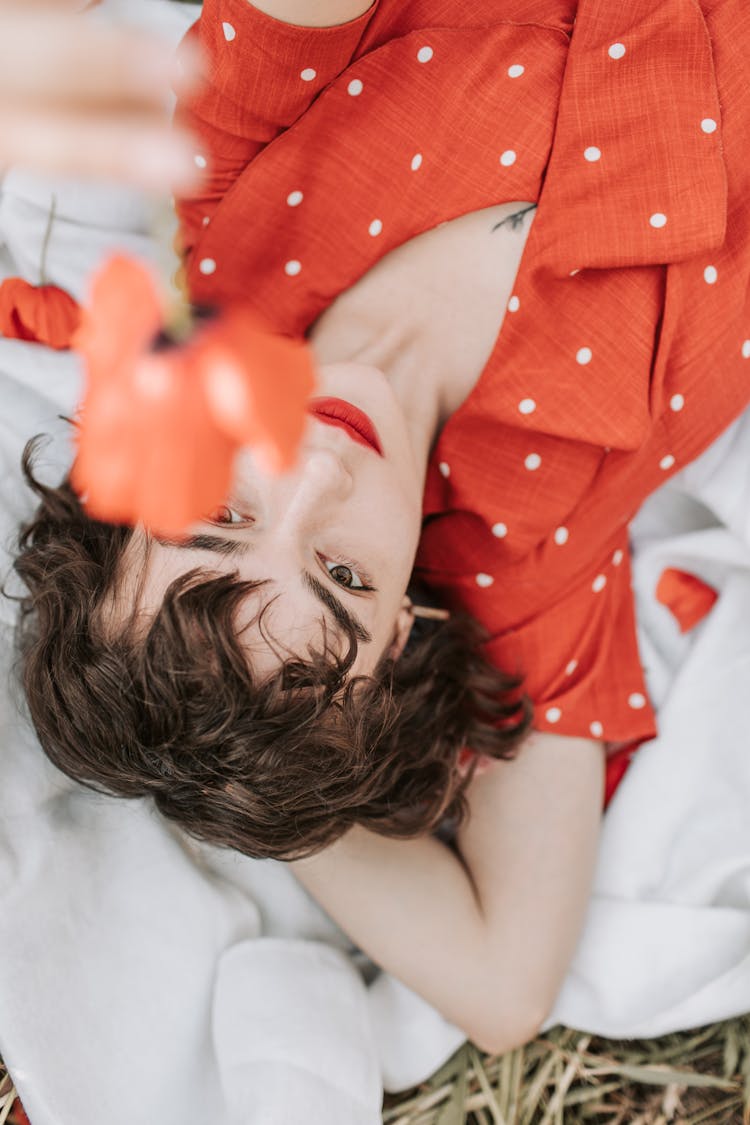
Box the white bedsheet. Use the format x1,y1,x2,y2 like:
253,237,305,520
0,3,749,1121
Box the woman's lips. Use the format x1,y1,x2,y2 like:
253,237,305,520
308,397,384,456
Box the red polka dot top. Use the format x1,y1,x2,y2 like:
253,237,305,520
175,0,750,745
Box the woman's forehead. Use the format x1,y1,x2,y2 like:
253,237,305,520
120,532,387,677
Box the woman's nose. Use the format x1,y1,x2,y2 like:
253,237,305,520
264,446,354,531
300,447,354,500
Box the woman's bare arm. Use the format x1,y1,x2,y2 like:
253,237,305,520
248,0,375,27
293,732,603,1054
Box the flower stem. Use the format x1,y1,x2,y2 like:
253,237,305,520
39,195,57,287
150,195,194,341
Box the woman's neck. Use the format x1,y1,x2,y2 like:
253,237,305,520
309,200,538,481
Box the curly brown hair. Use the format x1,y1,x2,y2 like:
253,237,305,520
11,439,531,860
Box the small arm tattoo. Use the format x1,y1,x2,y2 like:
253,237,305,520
491,204,537,233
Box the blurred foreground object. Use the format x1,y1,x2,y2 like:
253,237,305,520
72,254,316,535
0,1,202,191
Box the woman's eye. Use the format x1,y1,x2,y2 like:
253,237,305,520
207,505,252,527
324,558,371,591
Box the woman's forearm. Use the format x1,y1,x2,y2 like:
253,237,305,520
248,0,375,27
293,732,604,1054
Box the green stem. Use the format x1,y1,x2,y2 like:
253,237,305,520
39,194,57,287
151,195,194,340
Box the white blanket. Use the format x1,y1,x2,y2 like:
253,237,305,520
0,4,749,1121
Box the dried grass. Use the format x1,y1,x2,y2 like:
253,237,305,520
0,1069,17,1125
383,1017,750,1125
1,1016,748,1123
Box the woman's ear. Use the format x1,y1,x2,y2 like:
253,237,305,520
387,596,415,662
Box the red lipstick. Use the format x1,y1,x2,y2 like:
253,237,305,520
308,397,383,456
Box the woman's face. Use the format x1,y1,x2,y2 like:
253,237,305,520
126,362,425,675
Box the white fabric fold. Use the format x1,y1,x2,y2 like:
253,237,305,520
213,940,381,1125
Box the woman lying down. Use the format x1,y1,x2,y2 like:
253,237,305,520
13,0,750,1056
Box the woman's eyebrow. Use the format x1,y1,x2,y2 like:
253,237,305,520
152,533,250,557
302,571,373,644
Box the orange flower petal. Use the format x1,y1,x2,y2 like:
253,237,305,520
0,278,81,350
73,348,238,536
199,307,316,473
74,255,164,376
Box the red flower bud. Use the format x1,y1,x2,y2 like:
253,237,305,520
0,278,81,350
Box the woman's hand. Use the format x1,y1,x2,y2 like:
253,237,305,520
0,2,202,191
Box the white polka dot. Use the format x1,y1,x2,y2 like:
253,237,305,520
660,454,676,471
194,154,207,169
300,68,317,82
500,149,517,167
670,393,685,412
589,720,604,738
628,692,647,710
584,146,602,162
704,265,718,284
701,117,717,134
518,398,536,415
569,269,580,277
612,548,624,566
545,707,562,723
507,295,520,313
222,21,236,41
743,340,750,359
524,453,541,471
368,219,383,237
576,347,593,365
592,574,607,593
438,461,450,478
347,78,364,96
608,42,626,59
649,212,668,229
475,573,494,588
202,216,211,227
286,190,304,207
411,153,423,171
565,660,578,676
554,526,569,546
417,45,434,63
492,522,508,539
284,260,302,277
508,64,525,78
199,258,216,275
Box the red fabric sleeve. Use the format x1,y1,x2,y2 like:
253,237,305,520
174,0,380,263
481,531,657,745
656,568,718,634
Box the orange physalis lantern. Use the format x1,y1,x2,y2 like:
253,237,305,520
72,254,316,536
0,278,81,350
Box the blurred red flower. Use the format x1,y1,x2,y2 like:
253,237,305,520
0,278,81,350
72,254,315,536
